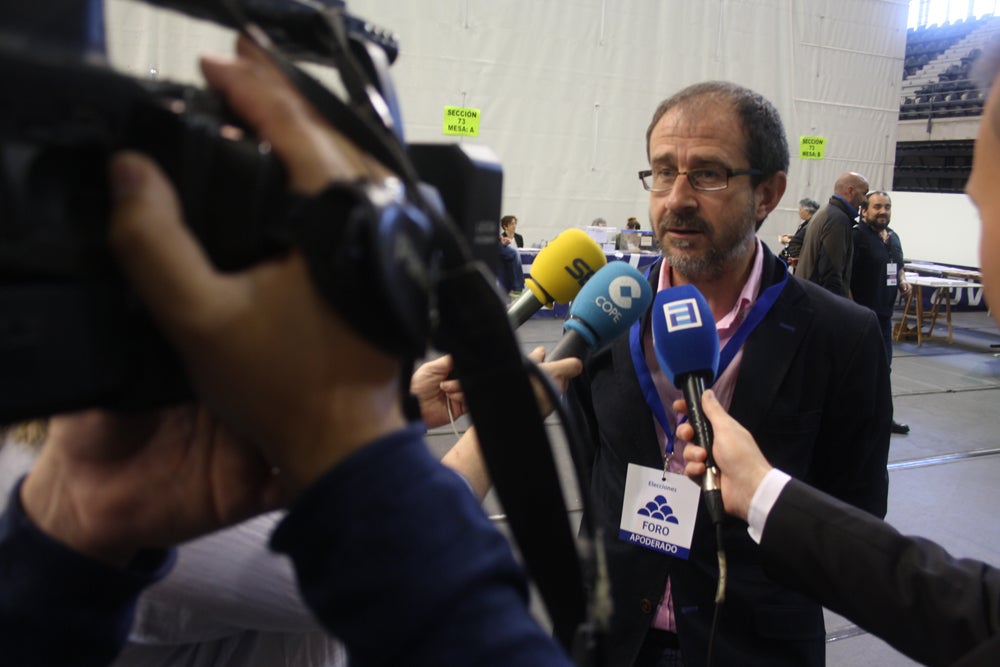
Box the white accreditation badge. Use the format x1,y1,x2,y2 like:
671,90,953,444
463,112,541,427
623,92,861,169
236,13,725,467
619,463,701,559
886,262,898,287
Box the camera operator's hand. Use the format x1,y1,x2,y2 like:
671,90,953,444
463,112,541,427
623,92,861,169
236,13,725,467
107,35,406,499
200,36,393,194
674,390,773,521
19,407,281,567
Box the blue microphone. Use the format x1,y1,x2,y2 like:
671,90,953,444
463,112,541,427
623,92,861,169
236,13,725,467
651,284,725,525
547,262,653,361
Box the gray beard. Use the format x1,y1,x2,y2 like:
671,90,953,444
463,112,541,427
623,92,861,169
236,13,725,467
664,232,755,283
660,197,758,283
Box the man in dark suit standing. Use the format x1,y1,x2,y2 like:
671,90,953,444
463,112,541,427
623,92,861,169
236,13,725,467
851,190,913,434
569,82,891,666
676,47,1000,667
796,171,870,297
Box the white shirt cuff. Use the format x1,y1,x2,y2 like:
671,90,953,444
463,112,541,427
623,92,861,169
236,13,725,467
746,468,792,544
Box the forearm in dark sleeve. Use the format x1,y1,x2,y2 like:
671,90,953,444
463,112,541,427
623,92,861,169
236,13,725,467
271,423,572,667
0,480,173,667
761,479,1000,667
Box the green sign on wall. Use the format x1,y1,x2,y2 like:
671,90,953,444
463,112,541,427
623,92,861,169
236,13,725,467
799,136,827,160
443,106,481,136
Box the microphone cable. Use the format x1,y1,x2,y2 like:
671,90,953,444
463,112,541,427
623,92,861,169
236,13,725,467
707,521,725,667
677,379,726,667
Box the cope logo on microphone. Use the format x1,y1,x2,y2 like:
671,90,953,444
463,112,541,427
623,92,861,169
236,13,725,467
594,276,642,323
608,275,642,309
663,298,703,332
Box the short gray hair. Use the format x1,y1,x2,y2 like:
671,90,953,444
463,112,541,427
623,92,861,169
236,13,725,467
798,198,820,213
645,81,790,185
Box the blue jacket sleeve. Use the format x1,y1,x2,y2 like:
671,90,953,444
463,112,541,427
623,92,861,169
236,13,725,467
271,423,574,667
0,479,174,667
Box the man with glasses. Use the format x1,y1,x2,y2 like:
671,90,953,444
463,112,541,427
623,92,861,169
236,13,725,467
568,82,891,666
795,172,871,297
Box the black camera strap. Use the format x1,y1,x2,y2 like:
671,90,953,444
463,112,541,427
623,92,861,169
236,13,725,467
122,1,597,652
433,265,588,649
239,7,596,650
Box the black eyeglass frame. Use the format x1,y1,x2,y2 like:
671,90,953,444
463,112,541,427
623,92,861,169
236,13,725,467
638,167,763,193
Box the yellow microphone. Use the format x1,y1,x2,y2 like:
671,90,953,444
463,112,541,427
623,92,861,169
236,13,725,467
508,228,607,327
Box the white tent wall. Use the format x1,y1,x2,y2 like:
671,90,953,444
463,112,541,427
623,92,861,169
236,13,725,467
888,191,981,267
104,0,910,250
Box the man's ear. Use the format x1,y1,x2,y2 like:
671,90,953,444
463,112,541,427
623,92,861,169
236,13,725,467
753,171,787,225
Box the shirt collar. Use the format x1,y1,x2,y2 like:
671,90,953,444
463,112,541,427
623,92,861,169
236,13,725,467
832,193,855,211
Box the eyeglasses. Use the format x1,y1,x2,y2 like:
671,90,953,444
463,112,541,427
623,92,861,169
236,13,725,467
638,166,763,193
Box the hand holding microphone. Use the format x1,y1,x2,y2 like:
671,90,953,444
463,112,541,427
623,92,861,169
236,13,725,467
507,228,607,327
650,285,725,526
677,389,774,523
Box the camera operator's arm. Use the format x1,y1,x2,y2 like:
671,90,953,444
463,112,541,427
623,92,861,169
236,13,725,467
3,407,282,667
108,36,570,666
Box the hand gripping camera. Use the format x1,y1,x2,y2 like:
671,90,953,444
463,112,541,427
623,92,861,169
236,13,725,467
0,2,601,654
0,0,503,420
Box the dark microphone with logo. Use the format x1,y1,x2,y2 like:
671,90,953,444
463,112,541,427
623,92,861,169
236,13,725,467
507,228,607,327
547,262,653,362
650,285,725,526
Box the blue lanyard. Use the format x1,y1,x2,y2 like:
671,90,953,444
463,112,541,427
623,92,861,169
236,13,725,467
629,260,789,455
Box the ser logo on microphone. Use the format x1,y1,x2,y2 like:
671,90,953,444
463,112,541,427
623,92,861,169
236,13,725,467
662,298,704,332
564,257,597,287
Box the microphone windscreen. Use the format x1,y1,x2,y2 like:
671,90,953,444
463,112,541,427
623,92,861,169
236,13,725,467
564,262,653,350
525,229,607,306
650,284,719,385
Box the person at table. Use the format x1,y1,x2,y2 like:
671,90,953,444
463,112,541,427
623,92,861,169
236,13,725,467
616,217,642,251
497,214,526,297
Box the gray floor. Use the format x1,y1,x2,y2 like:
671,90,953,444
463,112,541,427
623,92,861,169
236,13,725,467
424,306,1000,666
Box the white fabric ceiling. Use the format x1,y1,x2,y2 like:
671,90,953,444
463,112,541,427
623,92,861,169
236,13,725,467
105,0,910,247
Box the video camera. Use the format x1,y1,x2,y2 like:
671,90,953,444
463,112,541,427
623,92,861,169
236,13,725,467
0,0,503,421
0,2,600,654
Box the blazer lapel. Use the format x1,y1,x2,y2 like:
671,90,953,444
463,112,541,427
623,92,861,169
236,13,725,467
729,250,814,435
641,252,813,438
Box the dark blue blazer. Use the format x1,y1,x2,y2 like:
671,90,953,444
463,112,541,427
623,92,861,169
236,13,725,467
569,244,892,667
